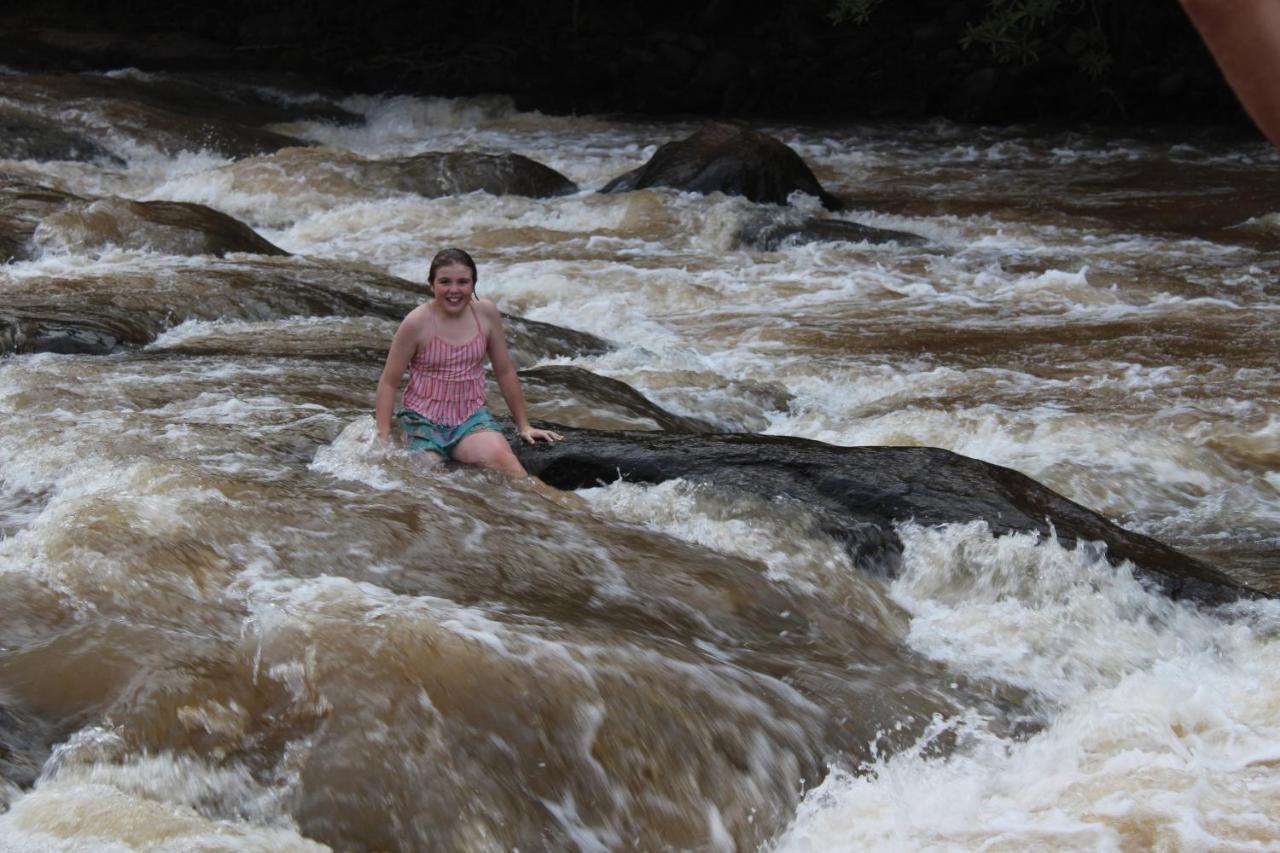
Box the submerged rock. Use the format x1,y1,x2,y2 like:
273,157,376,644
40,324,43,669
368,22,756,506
736,214,927,250
601,122,844,210
514,429,1262,606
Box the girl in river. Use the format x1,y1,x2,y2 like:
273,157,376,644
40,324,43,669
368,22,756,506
375,248,562,476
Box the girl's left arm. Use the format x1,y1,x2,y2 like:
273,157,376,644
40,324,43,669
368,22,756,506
483,302,563,444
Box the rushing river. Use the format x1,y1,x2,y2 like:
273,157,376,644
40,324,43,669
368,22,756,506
1,69,1278,851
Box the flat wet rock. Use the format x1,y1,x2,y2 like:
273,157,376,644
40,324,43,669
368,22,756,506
602,122,844,210
514,429,1262,606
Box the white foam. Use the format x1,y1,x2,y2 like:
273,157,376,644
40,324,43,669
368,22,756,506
579,479,904,631
308,416,412,492
773,522,1280,852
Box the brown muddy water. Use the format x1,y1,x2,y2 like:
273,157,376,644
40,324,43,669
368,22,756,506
0,69,1278,851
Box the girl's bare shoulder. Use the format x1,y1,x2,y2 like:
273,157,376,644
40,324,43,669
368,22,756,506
473,298,503,328
400,303,434,329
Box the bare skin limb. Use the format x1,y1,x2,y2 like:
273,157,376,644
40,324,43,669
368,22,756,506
375,260,563,479
1183,0,1280,148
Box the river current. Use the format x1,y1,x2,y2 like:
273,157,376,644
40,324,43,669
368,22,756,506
0,70,1278,851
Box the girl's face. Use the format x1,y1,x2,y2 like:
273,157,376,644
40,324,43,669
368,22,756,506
432,263,475,315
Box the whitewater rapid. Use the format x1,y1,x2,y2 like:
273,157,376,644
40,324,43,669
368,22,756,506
0,70,1277,850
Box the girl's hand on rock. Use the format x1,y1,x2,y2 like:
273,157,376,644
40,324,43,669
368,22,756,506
520,427,563,444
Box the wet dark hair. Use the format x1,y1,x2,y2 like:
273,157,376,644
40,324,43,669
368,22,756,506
427,248,478,297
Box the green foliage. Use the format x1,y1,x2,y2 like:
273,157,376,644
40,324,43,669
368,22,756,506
962,0,1112,79
828,0,886,26
829,0,1116,80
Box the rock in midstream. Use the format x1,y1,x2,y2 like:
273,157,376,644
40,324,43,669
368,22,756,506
601,122,845,210
218,147,579,205
1,175,285,262
735,213,928,250
514,428,1264,606
363,151,578,198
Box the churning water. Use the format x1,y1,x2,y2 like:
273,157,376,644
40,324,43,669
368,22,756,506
0,69,1277,850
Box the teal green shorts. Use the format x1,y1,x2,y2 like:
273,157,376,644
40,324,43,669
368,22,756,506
396,407,504,459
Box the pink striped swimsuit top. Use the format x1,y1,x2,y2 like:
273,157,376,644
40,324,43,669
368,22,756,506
401,305,488,427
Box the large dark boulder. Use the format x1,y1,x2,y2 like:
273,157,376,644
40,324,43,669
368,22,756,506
601,123,845,211
513,429,1262,606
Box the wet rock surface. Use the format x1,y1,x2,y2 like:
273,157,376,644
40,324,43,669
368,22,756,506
601,123,845,210
514,429,1263,606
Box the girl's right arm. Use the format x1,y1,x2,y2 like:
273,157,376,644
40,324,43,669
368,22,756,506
375,317,421,442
